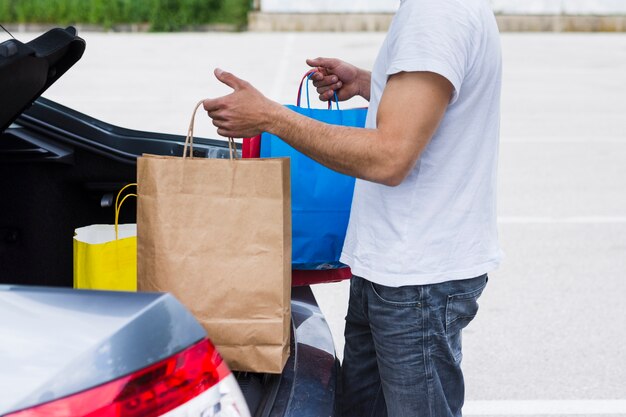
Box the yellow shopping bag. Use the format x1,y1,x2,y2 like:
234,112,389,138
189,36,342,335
73,184,137,291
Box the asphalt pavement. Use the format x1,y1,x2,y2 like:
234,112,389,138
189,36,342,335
17,30,626,416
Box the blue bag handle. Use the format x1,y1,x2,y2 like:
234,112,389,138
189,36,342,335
296,70,340,110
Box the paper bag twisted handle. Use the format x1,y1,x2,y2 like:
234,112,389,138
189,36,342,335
184,100,238,161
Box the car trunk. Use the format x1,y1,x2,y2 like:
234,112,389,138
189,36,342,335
2,28,338,417
0,97,288,416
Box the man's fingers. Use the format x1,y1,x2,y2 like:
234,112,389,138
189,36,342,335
214,68,246,90
212,117,229,129
316,81,342,94
306,57,338,70
209,112,227,121
203,98,222,112
310,71,324,82
305,58,319,67
216,128,231,137
216,127,241,138
319,89,336,101
312,74,339,88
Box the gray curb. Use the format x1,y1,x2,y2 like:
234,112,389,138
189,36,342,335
3,14,626,33
0,22,243,33
247,12,626,32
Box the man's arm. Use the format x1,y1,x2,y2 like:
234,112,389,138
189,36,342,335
203,69,453,186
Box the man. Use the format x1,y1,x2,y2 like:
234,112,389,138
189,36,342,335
203,0,502,415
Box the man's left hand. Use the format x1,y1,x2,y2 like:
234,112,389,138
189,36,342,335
203,68,280,138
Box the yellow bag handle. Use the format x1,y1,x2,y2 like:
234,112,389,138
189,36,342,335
115,183,137,240
183,100,238,161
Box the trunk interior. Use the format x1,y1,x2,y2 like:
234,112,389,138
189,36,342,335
0,99,279,416
0,130,136,287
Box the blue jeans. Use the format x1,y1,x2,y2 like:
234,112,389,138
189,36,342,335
340,274,488,417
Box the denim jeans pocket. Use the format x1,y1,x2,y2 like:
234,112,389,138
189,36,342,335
445,280,487,362
369,282,422,307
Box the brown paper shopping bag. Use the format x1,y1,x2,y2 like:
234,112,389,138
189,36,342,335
137,102,291,373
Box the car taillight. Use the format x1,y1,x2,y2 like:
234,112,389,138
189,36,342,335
7,339,251,417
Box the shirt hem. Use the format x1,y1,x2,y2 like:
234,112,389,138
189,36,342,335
340,252,502,287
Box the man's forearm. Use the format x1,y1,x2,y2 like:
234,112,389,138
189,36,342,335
262,71,452,187
266,103,404,186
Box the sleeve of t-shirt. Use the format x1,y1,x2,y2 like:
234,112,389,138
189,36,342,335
385,0,478,104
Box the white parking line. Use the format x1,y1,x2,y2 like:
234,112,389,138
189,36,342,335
269,33,296,100
498,216,626,224
464,400,626,415
501,137,626,143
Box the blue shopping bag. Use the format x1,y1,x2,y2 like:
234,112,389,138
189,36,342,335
261,71,368,270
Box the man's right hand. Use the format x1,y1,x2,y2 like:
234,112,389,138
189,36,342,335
306,57,371,102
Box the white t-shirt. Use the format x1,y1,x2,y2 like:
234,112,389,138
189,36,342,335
340,0,503,287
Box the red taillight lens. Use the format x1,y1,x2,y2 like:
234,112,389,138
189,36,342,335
7,339,230,417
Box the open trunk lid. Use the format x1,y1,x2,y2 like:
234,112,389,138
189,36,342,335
0,26,85,133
